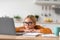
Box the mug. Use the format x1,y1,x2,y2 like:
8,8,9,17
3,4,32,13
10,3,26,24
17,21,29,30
53,27,60,36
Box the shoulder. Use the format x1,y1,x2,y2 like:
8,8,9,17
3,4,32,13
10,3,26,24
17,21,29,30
34,25,52,34
34,25,44,29
40,28,52,34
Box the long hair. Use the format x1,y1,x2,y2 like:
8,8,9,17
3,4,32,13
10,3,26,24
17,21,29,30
25,15,36,24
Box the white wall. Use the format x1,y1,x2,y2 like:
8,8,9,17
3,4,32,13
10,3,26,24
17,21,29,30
0,0,60,21
0,0,42,19
0,0,60,31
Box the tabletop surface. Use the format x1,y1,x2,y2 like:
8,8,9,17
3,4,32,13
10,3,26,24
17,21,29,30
0,35,59,40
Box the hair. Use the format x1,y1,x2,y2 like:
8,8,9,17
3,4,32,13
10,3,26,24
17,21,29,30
25,15,36,24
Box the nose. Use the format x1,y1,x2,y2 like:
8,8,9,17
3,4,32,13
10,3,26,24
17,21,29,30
26,23,29,26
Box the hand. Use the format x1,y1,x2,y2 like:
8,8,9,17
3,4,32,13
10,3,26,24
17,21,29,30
24,29,40,33
31,29,40,33
19,29,32,32
19,29,25,32
24,29,31,32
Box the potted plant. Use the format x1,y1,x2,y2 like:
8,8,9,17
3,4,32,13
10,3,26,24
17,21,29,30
35,15,39,21
14,15,21,22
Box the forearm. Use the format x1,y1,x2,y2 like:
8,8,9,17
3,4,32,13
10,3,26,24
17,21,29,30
40,28,52,34
16,27,25,32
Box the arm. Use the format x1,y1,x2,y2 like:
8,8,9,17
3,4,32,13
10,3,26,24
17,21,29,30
40,28,52,34
35,25,52,34
15,26,25,32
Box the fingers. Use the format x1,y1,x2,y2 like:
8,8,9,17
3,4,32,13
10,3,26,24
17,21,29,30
24,29,38,33
19,29,40,33
24,30,31,32
19,29,24,31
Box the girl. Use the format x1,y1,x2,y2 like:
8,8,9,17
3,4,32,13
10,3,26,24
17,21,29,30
16,15,52,34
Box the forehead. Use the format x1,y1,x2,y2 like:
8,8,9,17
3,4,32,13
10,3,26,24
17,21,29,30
24,18,33,22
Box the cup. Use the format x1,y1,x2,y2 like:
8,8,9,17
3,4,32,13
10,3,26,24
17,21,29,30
53,27,60,36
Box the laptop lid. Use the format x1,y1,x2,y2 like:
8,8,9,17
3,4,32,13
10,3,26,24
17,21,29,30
0,17,16,35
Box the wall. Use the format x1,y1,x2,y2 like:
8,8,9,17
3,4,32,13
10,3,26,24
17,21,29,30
0,0,41,19
0,0,60,21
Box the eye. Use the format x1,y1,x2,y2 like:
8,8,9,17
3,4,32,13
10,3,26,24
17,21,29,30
23,22,33,24
23,22,27,23
29,22,33,24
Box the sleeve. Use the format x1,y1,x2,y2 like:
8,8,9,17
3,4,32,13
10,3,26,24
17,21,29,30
15,27,20,32
40,28,52,34
15,26,25,32
34,25,44,29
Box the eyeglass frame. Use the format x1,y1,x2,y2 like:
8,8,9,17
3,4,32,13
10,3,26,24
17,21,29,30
23,22,34,25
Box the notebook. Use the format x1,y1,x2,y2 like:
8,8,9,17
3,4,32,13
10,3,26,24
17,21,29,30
22,32,41,37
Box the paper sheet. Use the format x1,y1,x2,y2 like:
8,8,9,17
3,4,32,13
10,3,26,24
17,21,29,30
22,33,41,37
41,34,57,37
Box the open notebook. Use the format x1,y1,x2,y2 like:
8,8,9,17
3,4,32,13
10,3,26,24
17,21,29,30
18,32,57,37
22,32,57,37
22,32,41,37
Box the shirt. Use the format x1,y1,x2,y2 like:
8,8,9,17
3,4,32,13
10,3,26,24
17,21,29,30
16,25,52,34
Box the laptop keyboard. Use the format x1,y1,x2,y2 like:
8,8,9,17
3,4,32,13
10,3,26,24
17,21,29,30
16,32,25,36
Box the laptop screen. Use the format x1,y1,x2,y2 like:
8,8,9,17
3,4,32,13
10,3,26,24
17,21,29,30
0,17,16,35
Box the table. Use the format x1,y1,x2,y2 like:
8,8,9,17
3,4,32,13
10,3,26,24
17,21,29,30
0,35,59,40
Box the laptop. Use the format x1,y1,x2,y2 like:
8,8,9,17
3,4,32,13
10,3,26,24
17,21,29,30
0,17,16,35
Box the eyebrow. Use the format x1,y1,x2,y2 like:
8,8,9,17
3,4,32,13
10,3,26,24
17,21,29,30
23,22,32,23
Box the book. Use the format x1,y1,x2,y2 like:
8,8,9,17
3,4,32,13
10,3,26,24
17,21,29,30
22,33,41,37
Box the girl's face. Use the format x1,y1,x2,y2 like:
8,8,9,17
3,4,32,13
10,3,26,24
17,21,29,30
23,18,35,29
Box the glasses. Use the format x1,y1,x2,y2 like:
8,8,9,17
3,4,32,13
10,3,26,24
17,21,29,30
23,22,33,25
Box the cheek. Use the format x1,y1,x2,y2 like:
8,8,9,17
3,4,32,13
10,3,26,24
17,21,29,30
24,24,31,29
29,24,35,28
24,25,34,29
24,24,28,27
24,23,35,29
31,24,35,27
